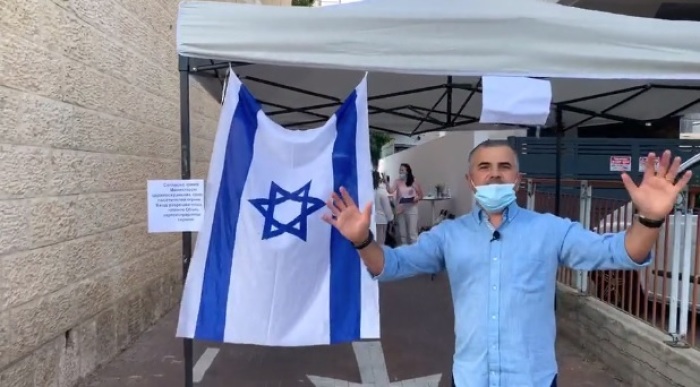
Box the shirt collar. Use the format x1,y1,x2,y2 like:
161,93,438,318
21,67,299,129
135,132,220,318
470,201,521,225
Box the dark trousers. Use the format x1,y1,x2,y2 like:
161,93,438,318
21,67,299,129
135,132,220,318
451,374,557,387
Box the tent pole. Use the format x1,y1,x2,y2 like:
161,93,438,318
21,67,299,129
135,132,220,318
554,107,563,216
446,76,453,125
554,107,564,314
179,55,195,387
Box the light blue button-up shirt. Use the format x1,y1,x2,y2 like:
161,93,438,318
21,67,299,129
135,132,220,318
377,202,651,387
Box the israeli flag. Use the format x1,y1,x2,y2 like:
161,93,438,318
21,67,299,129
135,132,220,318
176,72,380,346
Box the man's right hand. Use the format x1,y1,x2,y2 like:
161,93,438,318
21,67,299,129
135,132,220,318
322,186,373,245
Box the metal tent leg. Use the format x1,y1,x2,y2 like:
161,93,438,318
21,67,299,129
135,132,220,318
179,55,195,387
554,108,563,217
554,107,564,314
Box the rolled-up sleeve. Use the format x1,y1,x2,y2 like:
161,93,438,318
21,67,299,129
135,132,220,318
559,219,652,270
372,223,446,281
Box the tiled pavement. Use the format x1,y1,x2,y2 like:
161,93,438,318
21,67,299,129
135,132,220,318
81,274,625,387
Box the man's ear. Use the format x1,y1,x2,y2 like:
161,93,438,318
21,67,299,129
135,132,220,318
513,172,523,189
466,173,476,191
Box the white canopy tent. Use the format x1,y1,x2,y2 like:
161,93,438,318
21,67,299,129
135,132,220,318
178,0,700,135
174,2,700,385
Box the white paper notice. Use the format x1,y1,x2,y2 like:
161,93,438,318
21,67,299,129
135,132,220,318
480,76,552,126
147,180,204,233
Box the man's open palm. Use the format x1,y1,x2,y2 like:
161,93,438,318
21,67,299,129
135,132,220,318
322,187,373,244
621,150,692,220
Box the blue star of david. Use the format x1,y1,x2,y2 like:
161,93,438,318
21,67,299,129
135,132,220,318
248,180,326,241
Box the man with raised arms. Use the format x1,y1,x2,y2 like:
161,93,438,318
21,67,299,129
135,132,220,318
322,140,691,387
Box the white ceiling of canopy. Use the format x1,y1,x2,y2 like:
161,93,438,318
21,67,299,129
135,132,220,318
186,0,700,135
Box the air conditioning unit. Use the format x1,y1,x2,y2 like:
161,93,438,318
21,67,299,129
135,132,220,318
679,113,700,139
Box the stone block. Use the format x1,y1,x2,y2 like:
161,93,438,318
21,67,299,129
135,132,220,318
28,197,80,247
75,319,98,380
93,308,118,367
0,32,66,100
556,285,700,387
0,312,10,369
0,352,34,387
33,337,62,387
0,199,31,255
114,300,131,354
0,145,52,199
58,328,80,387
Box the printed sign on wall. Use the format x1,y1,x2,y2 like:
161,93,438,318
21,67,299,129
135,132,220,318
609,156,631,172
638,156,659,172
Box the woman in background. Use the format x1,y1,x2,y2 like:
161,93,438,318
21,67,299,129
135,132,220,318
373,171,393,245
387,163,423,245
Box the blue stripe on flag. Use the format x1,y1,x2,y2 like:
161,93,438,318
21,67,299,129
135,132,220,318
195,86,260,341
330,90,362,343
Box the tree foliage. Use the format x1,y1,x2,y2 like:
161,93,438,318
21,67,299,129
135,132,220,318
370,131,393,168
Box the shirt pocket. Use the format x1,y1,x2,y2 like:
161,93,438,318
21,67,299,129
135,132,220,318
510,245,556,294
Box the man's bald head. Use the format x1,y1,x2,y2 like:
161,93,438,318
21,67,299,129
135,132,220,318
467,139,521,188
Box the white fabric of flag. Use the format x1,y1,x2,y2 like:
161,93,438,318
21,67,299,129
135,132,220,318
176,71,380,346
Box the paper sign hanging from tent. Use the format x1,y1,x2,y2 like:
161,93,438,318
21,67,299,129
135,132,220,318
479,76,552,126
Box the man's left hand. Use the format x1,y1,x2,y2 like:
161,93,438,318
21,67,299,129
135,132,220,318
621,150,692,220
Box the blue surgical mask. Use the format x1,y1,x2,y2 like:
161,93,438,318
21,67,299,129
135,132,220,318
474,183,516,213
399,173,407,180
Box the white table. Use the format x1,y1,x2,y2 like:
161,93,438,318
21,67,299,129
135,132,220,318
421,196,452,226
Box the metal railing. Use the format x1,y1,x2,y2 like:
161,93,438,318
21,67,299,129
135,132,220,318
518,178,700,349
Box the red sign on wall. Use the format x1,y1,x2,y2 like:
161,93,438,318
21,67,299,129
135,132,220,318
609,156,631,172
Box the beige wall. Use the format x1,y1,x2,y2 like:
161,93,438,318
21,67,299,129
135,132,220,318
380,132,474,228
379,128,527,228
0,0,286,386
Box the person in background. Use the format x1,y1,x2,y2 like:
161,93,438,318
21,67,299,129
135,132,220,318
387,163,423,245
373,171,393,245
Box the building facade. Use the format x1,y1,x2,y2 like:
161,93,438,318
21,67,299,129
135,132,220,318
0,0,290,385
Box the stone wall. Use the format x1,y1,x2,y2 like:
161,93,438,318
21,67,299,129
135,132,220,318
556,285,700,387
0,0,289,386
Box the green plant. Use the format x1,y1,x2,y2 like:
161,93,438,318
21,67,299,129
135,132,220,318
292,0,315,6
370,130,392,168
